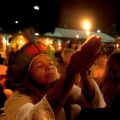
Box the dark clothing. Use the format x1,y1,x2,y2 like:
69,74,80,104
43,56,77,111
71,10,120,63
0,85,7,109
0,57,4,64
75,108,113,120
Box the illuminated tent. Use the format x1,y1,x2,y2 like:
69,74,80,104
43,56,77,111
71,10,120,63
54,28,115,43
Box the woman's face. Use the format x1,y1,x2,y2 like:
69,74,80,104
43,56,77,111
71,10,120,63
29,54,59,85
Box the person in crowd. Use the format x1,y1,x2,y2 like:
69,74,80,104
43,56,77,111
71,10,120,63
54,51,64,69
75,51,120,120
7,47,16,65
57,48,75,76
100,51,120,117
61,48,81,87
0,58,13,99
4,28,106,120
89,53,108,86
0,65,7,88
0,84,7,109
0,84,6,120
61,48,75,65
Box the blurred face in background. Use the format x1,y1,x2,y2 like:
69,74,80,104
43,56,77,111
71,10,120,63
62,49,75,65
96,54,108,68
28,54,59,85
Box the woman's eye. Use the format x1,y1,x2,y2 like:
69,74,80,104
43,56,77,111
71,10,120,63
37,64,43,68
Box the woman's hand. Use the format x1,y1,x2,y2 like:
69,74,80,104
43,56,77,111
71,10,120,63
68,35,102,73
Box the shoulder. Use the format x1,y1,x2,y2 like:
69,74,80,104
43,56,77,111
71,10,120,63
70,85,81,95
4,91,32,113
68,85,81,101
5,91,32,104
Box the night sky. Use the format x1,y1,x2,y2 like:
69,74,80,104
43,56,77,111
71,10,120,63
0,0,119,34
59,0,120,33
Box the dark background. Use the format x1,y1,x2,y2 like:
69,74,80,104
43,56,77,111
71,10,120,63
59,0,120,34
0,0,120,36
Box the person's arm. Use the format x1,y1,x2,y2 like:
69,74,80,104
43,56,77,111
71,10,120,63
46,35,102,117
67,35,101,103
80,71,95,102
46,67,76,116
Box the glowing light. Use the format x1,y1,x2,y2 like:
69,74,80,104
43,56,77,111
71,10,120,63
35,33,39,36
15,21,18,24
97,29,101,33
58,40,61,50
76,34,79,38
83,20,91,31
33,5,39,11
116,44,119,49
82,19,91,38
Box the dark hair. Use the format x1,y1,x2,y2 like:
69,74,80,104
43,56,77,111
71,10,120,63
107,52,120,66
5,43,48,91
54,51,64,64
0,85,7,108
101,51,120,85
100,51,120,111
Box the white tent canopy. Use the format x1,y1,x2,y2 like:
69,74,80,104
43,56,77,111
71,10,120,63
51,28,115,43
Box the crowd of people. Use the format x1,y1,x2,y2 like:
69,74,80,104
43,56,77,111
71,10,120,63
0,27,107,119
0,0,120,120
0,28,120,120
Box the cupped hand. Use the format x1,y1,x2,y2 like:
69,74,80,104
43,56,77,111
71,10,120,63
68,35,102,73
